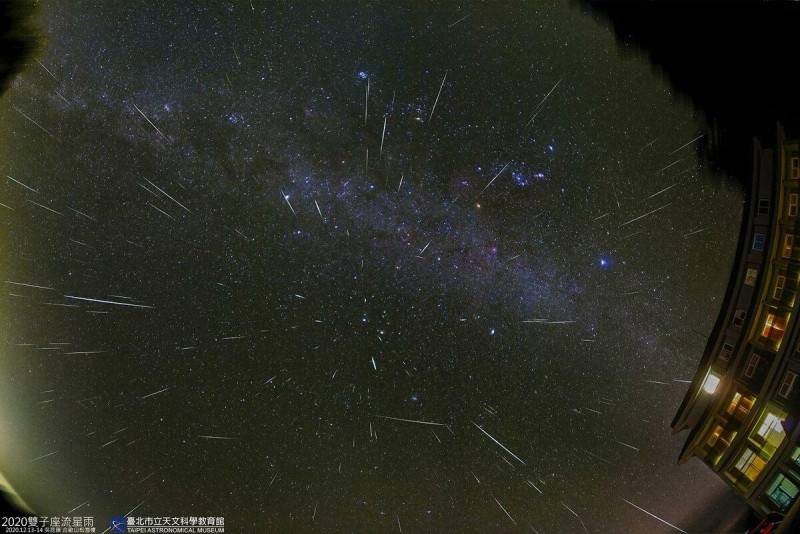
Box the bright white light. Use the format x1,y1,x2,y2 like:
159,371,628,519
702,373,721,394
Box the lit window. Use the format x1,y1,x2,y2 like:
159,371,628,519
706,425,723,447
749,407,788,460
745,268,759,286
775,275,787,299
734,309,746,328
790,194,799,217
702,372,721,394
778,371,798,399
726,392,756,424
735,448,754,470
727,392,743,415
720,343,734,361
758,413,784,439
792,157,800,180
744,353,761,378
762,314,775,337
762,313,789,345
767,473,799,511
754,233,766,252
783,234,795,258
734,448,766,481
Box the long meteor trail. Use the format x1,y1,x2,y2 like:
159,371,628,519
64,295,154,308
620,203,672,227
376,415,445,426
140,387,170,399
428,71,448,121
526,79,562,127
132,103,166,139
480,161,512,193
5,175,39,193
472,422,526,465
622,499,687,533
5,281,54,290
143,178,190,213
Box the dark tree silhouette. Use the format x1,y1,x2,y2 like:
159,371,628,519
587,1,800,189
0,0,42,96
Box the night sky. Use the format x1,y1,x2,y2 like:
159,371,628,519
1,1,747,532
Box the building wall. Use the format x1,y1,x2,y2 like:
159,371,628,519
674,127,800,520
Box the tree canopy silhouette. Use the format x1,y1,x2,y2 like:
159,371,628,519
0,0,42,96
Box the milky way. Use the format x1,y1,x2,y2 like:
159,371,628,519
1,1,746,532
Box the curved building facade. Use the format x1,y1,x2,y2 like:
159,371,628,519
673,126,800,522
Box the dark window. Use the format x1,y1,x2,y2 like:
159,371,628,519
754,233,766,251
743,353,760,378
778,371,798,399
720,343,735,361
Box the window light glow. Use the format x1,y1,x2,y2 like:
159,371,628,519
702,372,721,394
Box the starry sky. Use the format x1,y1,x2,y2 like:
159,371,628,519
0,1,747,532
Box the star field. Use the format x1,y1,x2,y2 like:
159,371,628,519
0,1,746,532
